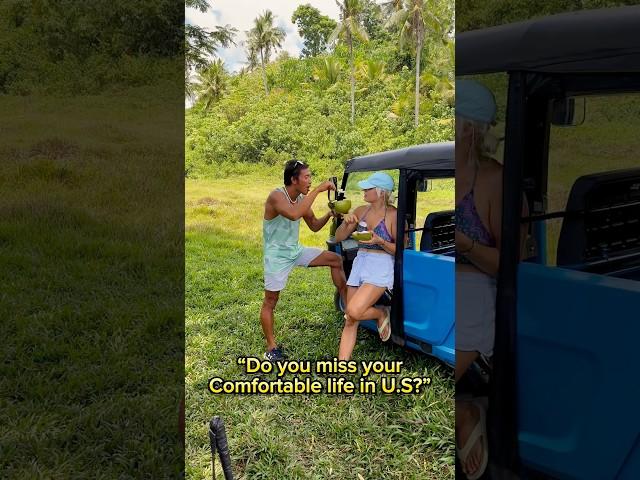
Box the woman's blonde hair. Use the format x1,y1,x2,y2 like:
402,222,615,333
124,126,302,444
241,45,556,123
457,117,501,166
375,187,395,206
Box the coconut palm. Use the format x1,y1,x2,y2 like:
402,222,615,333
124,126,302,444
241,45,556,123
361,59,386,83
329,0,369,125
247,10,286,95
195,59,228,110
185,1,236,100
380,0,404,17
244,41,260,72
313,57,342,88
386,0,442,127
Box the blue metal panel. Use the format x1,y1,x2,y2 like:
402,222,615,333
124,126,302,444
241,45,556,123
357,250,455,366
517,263,640,479
403,250,455,347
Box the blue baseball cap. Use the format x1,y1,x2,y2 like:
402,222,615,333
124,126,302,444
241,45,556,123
456,79,497,125
357,171,394,191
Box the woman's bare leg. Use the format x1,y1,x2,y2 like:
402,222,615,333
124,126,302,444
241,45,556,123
338,283,386,360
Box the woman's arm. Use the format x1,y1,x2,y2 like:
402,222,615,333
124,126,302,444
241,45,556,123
334,208,363,242
457,168,502,277
456,231,500,277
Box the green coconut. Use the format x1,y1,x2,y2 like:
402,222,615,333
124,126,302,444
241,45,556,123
328,199,351,214
351,231,372,241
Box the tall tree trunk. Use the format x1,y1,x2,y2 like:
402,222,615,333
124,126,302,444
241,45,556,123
260,48,269,95
349,35,355,125
414,39,422,128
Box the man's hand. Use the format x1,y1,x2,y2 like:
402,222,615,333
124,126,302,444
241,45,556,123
315,180,336,193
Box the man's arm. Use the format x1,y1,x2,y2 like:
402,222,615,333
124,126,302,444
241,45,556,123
303,209,333,232
270,181,334,221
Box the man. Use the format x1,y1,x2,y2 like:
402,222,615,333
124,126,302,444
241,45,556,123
261,160,348,361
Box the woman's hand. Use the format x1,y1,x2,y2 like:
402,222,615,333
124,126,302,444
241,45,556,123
455,230,474,254
359,231,384,246
342,213,358,225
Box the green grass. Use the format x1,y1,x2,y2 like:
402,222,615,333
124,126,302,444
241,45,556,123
0,87,183,478
186,174,455,479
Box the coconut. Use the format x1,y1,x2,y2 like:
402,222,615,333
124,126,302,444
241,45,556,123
329,199,351,214
351,231,372,241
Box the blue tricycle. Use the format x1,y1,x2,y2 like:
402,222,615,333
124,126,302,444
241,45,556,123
458,6,640,479
326,142,456,367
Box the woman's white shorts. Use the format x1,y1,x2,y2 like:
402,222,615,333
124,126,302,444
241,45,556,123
456,271,496,356
346,250,394,289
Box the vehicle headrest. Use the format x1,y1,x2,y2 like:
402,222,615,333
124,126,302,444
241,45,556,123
420,210,455,253
557,168,640,267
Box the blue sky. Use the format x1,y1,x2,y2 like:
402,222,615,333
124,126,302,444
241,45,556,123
186,1,341,73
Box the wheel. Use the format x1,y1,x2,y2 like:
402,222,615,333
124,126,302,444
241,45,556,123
334,290,345,312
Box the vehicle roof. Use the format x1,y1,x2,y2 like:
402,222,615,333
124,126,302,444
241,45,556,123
345,142,454,177
457,6,640,75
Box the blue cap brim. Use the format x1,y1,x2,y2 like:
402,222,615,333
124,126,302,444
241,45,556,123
358,180,375,189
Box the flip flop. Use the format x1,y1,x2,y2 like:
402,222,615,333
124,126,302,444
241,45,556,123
377,307,391,342
457,399,488,480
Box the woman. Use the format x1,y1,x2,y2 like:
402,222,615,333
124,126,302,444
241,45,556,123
334,171,398,361
454,79,528,479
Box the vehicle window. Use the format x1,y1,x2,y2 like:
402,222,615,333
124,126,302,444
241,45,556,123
545,93,640,265
416,179,454,251
344,171,453,251
342,170,400,212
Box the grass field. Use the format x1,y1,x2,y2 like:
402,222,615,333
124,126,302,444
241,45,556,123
0,87,184,478
185,172,455,479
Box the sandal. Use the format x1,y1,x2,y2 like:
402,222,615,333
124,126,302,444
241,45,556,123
377,307,391,342
456,400,488,480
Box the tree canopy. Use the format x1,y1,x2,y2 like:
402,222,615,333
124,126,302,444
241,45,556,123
291,4,337,58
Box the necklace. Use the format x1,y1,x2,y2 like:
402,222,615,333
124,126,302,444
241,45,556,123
282,187,297,204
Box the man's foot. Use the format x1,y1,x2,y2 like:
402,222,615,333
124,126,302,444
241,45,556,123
264,346,288,362
456,400,487,479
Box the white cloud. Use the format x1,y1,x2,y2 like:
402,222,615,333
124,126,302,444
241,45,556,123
186,0,341,72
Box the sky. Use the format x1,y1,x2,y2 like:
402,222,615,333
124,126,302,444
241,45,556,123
186,1,342,73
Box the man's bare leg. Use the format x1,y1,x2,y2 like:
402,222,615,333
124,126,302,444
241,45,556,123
308,251,347,304
260,290,280,351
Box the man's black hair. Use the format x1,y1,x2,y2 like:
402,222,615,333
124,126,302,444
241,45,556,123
283,159,309,186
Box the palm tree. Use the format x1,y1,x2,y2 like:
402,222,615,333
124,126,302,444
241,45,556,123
185,1,236,100
330,0,369,125
386,0,441,127
195,59,228,110
380,0,404,17
313,57,342,89
244,41,260,72
247,10,286,95
361,59,386,84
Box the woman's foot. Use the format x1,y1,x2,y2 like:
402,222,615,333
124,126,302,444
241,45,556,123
376,307,391,341
456,400,487,479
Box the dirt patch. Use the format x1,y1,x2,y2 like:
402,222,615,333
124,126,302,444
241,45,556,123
29,138,79,160
196,197,229,207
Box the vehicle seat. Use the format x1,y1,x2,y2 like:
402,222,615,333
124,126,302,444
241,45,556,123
374,288,393,307
420,210,455,254
557,168,640,274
